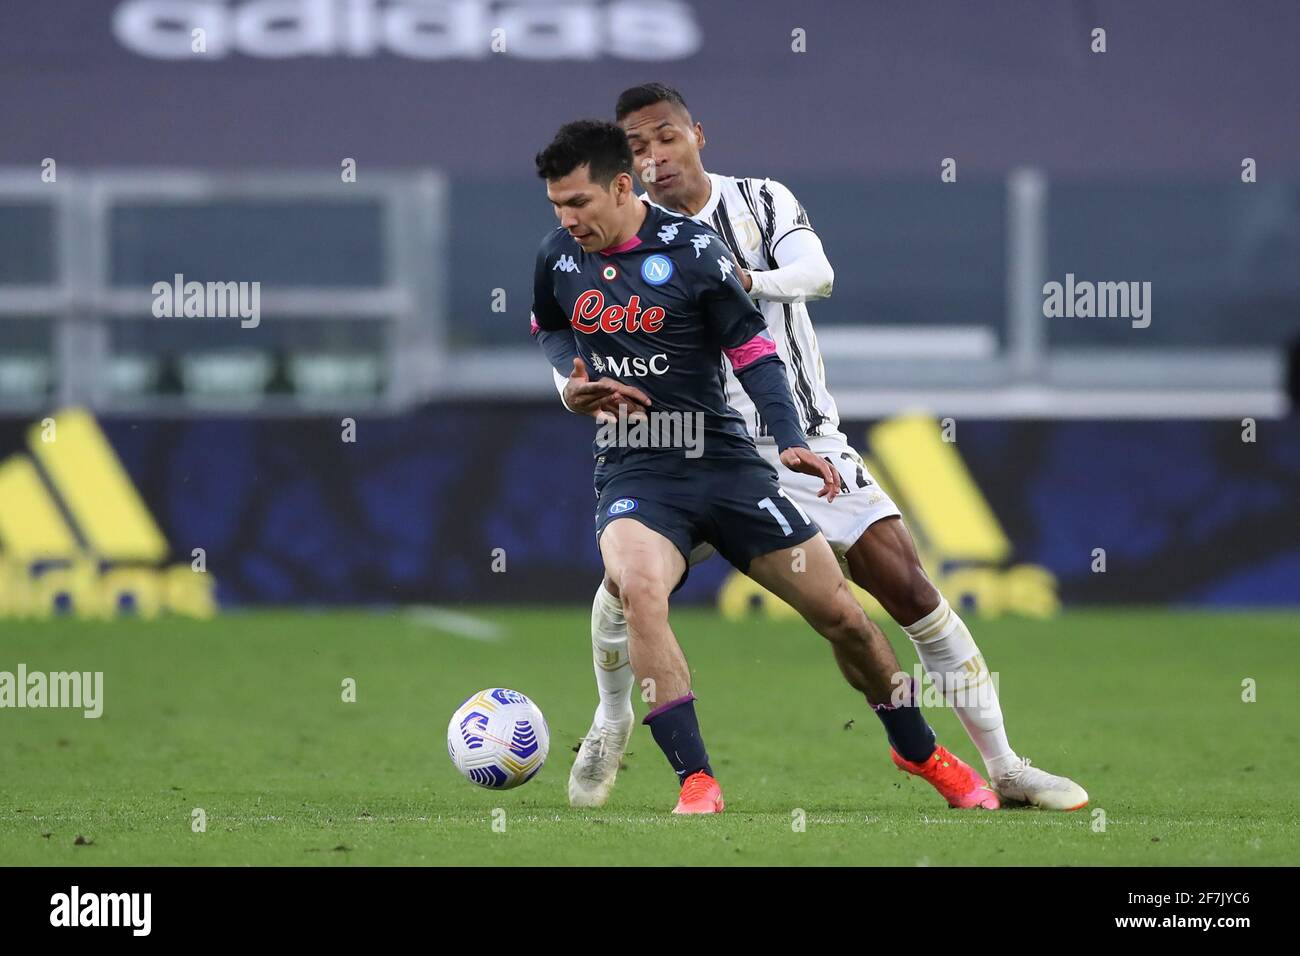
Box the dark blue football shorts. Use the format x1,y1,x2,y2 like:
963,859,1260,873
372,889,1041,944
593,453,822,585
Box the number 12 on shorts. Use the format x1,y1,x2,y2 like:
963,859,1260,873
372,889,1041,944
757,489,812,536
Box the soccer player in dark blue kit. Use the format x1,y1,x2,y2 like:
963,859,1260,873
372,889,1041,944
531,120,941,814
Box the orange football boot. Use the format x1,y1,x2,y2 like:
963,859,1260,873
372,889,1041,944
672,771,725,814
891,745,1001,809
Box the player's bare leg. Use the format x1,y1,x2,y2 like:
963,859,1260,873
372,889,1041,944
598,519,690,700
807,592,903,707
571,534,999,810
593,518,722,813
746,533,999,809
846,516,1088,811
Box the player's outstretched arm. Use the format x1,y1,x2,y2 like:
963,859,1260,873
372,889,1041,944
731,347,840,501
743,179,833,304
695,222,842,499
745,228,834,303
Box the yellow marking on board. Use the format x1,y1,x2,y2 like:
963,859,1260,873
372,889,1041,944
28,408,167,563
0,455,81,559
868,414,1010,563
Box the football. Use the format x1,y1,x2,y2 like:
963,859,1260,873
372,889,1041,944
447,688,550,789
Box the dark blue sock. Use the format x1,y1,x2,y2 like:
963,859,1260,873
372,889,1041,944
644,694,712,783
872,679,936,763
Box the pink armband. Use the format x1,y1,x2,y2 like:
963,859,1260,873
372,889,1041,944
724,332,776,371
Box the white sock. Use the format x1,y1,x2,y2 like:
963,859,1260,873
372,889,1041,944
591,583,634,727
903,597,1018,779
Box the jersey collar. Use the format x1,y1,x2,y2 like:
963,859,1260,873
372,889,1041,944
691,172,724,223
597,199,655,256
639,172,722,226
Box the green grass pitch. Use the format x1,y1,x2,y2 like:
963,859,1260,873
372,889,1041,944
2,608,1296,866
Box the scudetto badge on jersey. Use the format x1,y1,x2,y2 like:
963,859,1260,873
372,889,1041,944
641,254,673,286
608,498,638,516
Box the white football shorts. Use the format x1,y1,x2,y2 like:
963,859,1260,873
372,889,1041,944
687,432,901,565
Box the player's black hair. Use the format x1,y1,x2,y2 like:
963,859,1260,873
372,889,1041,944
615,83,690,121
534,120,633,185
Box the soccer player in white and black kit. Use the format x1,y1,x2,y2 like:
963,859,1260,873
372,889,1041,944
562,84,1087,812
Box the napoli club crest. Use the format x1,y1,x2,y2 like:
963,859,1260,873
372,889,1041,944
641,255,673,286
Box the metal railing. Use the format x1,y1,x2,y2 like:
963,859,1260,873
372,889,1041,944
0,168,447,415
0,167,1291,418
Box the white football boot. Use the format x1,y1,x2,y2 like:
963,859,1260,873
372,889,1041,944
991,757,1089,811
568,712,633,808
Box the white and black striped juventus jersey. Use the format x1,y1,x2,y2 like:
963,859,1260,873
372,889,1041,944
649,173,841,444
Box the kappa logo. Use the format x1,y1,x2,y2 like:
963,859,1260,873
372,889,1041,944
690,235,712,258
657,221,681,244
641,254,674,286
553,255,581,273
0,409,216,619
717,256,735,281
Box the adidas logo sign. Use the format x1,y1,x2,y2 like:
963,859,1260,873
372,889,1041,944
0,409,216,619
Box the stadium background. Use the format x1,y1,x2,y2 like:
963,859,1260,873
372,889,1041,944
1,0,1298,616
4,1,1300,874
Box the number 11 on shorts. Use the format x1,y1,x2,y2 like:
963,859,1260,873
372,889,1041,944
757,489,812,536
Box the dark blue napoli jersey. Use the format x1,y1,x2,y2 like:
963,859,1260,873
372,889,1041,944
532,201,795,466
